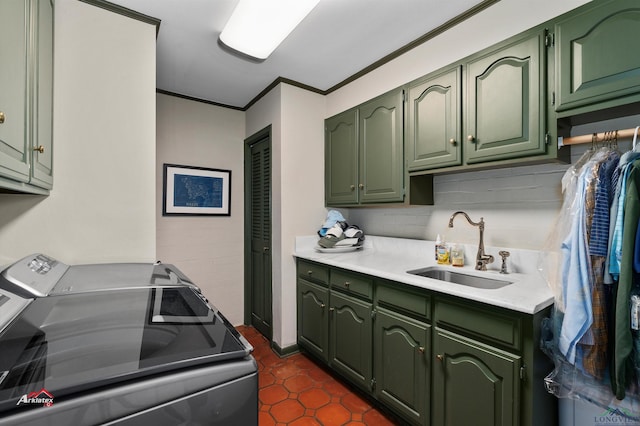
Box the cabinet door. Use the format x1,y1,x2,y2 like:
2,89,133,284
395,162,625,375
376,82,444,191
0,0,30,183
375,309,430,426
433,328,521,426
359,89,404,203
555,0,640,112
329,291,372,391
465,31,546,164
407,66,462,171
31,0,54,189
297,279,329,363
325,109,359,205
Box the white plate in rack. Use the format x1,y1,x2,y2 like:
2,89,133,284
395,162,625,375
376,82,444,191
314,245,363,253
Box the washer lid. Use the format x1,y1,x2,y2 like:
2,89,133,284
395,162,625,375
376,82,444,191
0,254,199,298
0,286,251,415
50,262,197,294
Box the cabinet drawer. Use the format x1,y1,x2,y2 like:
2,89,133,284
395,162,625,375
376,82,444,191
376,281,430,321
330,269,372,300
298,260,328,286
434,299,521,351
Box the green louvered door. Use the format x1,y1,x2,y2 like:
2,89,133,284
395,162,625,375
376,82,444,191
247,131,272,339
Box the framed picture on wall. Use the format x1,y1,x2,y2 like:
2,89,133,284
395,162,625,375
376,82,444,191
162,164,231,216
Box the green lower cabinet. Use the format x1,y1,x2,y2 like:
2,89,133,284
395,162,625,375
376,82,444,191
432,328,521,426
329,290,373,391
296,260,554,426
297,279,329,363
374,308,430,426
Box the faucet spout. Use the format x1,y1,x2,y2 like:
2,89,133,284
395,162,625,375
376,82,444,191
448,211,493,271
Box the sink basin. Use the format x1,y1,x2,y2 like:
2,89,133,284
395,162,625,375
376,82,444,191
407,267,513,289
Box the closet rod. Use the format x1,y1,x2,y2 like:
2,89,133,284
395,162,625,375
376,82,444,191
560,127,638,146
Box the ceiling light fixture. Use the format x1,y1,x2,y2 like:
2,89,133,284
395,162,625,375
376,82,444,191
220,0,320,60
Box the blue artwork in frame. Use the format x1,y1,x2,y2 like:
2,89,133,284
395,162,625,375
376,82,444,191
163,164,231,216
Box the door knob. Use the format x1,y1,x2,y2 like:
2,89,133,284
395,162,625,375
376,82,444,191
0,112,5,124
33,145,45,154
449,138,456,145
418,346,425,354
467,135,475,142
437,354,444,362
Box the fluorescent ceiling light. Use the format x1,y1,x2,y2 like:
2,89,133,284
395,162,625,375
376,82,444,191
220,0,320,60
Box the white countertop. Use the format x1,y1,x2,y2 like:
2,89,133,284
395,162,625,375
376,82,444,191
294,235,554,315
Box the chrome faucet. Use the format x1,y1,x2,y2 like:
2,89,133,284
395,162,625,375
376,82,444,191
448,211,494,271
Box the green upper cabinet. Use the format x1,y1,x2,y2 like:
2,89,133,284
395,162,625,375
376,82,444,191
555,0,640,114
325,109,359,205
31,0,54,189
325,88,404,206
464,30,547,164
406,66,462,171
406,28,558,176
0,0,54,194
358,89,404,204
0,0,30,184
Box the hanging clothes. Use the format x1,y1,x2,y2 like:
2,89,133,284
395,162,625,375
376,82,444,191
612,158,640,400
559,148,611,367
540,133,640,416
582,150,619,379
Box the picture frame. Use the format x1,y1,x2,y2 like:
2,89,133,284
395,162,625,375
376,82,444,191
163,164,231,216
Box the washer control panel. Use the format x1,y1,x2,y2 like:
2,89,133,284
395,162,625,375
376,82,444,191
0,254,69,298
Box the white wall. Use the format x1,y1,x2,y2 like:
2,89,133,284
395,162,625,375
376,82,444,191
245,83,325,347
156,93,245,325
0,0,157,266
279,85,325,348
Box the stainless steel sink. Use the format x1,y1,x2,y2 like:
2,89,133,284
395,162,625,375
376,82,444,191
407,267,513,289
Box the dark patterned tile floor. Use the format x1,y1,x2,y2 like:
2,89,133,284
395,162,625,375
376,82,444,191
236,325,398,426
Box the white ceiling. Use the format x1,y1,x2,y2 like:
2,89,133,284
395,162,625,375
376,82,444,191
107,0,490,109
